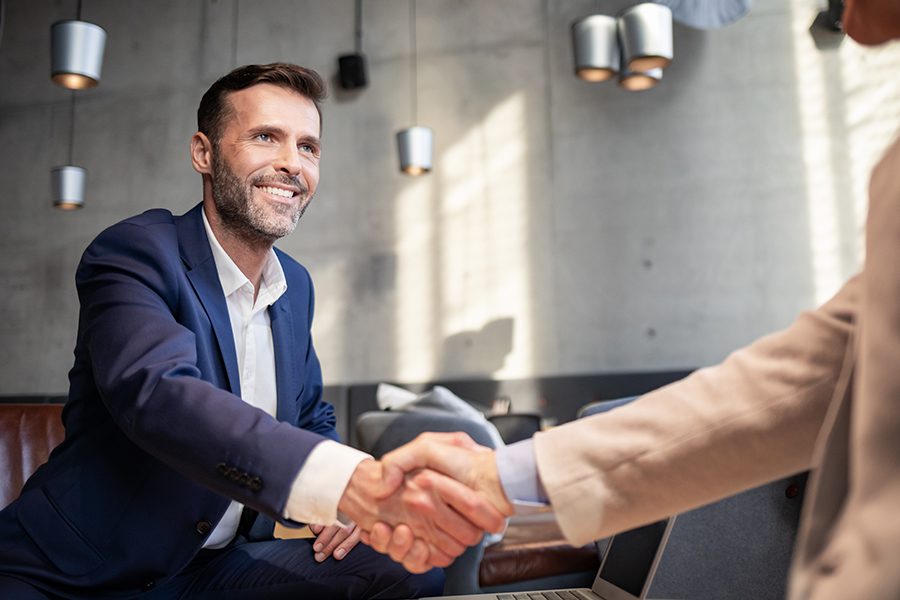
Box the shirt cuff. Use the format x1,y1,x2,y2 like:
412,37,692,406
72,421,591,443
495,438,550,504
283,440,371,526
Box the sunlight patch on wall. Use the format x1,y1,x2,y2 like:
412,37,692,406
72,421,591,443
791,1,846,305
791,0,900,304
438,92,533,378
309,259,351,382
838,40,900,262
394,176,438,382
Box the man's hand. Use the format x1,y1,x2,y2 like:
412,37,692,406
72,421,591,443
337,458,507,569
365,432,515,572
309,522,361,562
383,432,514,517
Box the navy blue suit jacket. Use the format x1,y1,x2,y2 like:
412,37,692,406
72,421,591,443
0,203,339,594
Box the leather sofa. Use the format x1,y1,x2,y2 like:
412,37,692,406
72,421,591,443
0,403,65,510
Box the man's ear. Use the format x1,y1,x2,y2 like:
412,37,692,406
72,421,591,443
190,132,213,175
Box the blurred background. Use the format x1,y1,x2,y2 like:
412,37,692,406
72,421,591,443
1,0,898,396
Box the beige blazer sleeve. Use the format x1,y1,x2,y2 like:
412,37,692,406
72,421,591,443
534,275,859,546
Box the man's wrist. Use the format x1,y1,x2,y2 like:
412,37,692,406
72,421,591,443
284,441,370,526
337,459,380,529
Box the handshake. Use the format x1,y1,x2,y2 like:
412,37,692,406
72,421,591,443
336,432,515,573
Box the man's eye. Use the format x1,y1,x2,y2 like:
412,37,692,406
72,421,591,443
256,133,272,142
300,143,318,155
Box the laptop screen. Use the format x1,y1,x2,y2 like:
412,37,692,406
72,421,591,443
595,519,672,597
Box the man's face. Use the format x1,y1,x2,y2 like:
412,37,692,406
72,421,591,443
843,0,900,45
209,83,321,243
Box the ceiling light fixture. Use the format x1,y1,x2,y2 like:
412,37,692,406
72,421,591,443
619,3,674,72
572,14,620,82
50,0,107,90
396,0,432,176
52,93,85,210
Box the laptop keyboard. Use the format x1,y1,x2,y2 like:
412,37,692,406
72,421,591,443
497,591,595,600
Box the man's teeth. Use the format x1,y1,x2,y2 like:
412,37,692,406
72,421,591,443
259,186,294,198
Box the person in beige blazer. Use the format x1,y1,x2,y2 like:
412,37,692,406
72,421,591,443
360,0,900,597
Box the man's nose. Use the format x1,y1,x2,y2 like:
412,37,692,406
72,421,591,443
274,145,302,175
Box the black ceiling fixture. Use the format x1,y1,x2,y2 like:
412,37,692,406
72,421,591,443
338,0,368,89
815,0,844,32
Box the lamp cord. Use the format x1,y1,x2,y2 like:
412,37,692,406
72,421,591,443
230,0,239,68
0,0,5,51
409,0,417,125
354,0,363,54
68,91,76,165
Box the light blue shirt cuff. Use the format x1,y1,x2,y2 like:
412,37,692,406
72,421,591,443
495,439,549,504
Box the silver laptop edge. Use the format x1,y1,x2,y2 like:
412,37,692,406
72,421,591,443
422,516,676,600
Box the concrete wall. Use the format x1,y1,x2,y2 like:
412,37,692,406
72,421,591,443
1,0,898,395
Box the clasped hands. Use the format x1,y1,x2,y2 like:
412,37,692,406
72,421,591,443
337,432,514,573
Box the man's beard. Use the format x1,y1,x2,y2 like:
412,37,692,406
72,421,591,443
210,152,310,244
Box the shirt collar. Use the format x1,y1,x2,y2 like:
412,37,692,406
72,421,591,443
201,206,288,304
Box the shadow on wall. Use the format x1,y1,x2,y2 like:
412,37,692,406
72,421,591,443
439,317,514,377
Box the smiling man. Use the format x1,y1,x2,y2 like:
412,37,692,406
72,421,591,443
0,64,506,599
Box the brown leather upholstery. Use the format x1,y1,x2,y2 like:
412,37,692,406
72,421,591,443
479,515,600,587
0,404,65,509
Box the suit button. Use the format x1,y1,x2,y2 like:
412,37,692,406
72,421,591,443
249,477,263,492
216,463,228,475
229,470,242,482
196,520,212,535
143,580,156,591
785,484,800,499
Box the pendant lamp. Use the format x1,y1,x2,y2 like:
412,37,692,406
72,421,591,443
619,3,673,72
338,0,368,89
396,127,433,175
396,0,432,175
52,166,86,210
619,67,663,91
572,15,620,82
52,93,85,210
51,1,106,90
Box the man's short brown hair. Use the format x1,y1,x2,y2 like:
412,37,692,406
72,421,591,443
197,63,326,144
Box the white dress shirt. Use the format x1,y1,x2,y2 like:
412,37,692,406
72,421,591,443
200,209,367,548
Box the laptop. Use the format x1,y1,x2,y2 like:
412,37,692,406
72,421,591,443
422,516,675,600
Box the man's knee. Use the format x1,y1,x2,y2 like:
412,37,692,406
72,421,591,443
347,545,444,599
402,567,445,599
368,559,444,599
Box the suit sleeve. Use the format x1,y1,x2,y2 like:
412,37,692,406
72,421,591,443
76,220,328,520
534,275,859,546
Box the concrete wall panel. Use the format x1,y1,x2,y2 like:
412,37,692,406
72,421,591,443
1,0,898,394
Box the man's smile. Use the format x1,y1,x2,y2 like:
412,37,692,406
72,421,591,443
256,184,298,199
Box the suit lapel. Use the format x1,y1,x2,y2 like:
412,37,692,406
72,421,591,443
176,204,242,397
270,294,295,423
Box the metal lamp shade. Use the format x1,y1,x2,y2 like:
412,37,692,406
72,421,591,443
619,3,673,72
396,126,433,175
619,67,663,91
572,15,620,82
52,165,86,210
51,20,107,90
